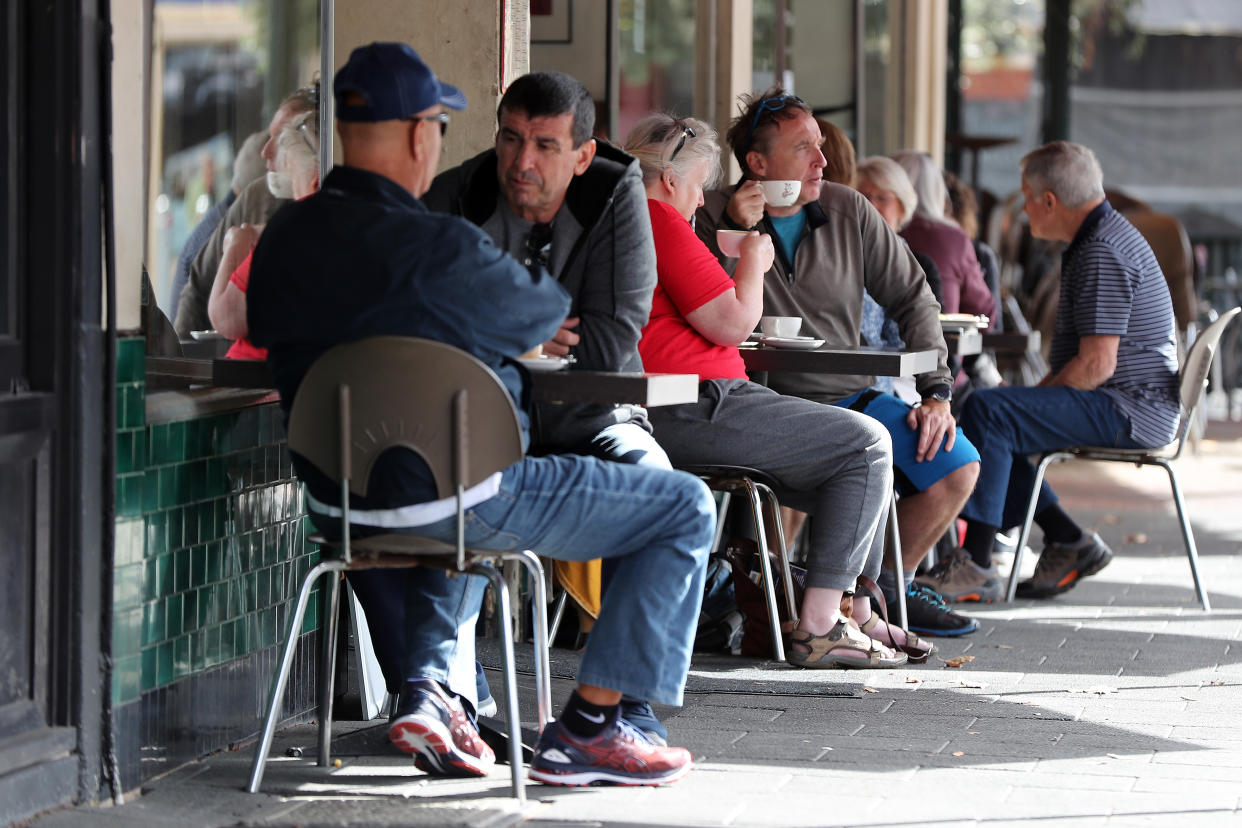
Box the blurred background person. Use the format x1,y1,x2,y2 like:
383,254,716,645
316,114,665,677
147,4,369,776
208,111,319,359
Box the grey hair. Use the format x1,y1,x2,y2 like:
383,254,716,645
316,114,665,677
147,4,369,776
276,110,319,192
1020,141,1104,208
622,114,721,191
856,156,918,230
892,149,951,223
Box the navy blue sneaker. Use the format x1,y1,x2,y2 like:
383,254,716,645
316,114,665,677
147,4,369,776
528,715,692,787
388,679,495,777
903,582,979,637
619,696,668,746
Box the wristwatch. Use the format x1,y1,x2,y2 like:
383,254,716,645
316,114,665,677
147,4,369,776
923,384,953,404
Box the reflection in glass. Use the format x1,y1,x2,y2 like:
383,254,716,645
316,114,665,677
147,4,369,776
148,0,319,314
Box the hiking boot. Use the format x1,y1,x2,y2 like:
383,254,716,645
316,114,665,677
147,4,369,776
619,697,668,746
915,548,1003,603
903,582,978,637
1016,532,1113,599
528,715,693,787
388,679,495,777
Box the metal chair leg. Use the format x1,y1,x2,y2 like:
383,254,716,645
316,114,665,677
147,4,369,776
754,482,798,624
547,589,568,648
317,571,343,767
888,492,907,629
472,564,525,802
511,550,552,731
744,481,786,662
247,559,346,793
1158,458,1211,611
710,491,732,554
1006,452,1068,602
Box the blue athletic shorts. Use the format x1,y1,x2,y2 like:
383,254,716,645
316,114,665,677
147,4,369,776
835,389,980,494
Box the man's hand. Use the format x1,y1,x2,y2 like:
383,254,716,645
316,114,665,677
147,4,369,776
905,399,957,462
726,180,766,229
542,316,580,357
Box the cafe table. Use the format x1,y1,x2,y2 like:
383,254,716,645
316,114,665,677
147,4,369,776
942,328,984,357
145,356,700,407
738,343,939,377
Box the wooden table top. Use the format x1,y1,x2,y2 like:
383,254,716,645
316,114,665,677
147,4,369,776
739,345,939,377
146,357,700,408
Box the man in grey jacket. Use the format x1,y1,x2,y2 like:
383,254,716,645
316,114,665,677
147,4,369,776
696,88,983,637
422,71,670,742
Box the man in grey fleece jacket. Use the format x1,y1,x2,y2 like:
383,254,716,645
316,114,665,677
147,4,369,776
423,71,672,743
696,88,983,637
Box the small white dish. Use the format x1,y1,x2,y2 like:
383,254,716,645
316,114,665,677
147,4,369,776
758,335,825,350
517,355,571,372
190,329,227,341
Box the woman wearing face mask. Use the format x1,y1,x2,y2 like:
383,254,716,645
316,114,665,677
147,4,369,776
208,111,319,358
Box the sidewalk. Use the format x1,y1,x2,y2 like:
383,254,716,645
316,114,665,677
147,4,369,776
33,423,1242,828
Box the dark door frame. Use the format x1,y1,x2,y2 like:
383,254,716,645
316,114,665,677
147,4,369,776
0,0,111,820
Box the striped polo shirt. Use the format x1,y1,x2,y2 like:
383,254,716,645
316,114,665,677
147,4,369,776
1050,201,1181,446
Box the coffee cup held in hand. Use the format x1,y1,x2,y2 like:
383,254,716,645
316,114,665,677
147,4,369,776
760,180,801,207
760,316,802,338
716,229,749,258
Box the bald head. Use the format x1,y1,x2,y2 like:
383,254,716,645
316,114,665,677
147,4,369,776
337,95,444,196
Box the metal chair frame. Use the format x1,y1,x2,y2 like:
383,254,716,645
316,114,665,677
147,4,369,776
246,337,551,802
1005,308,1241,610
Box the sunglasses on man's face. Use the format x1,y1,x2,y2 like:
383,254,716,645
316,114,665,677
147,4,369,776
410,112,450,136
742,94,804,156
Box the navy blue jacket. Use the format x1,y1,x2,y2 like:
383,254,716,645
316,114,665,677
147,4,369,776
247,165,570,510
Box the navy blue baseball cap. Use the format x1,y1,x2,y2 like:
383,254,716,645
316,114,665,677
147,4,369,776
334,42,467,122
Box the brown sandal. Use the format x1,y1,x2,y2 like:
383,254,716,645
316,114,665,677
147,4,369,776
856,576,935,664
788,616,908,669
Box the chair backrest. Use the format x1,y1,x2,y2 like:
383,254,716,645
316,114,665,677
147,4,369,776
287,336,524,499
1175,306,1240,444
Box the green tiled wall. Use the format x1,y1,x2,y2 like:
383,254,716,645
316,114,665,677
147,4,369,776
111,337,320,705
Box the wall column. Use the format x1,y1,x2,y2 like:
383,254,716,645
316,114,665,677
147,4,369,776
332,0,525,169
889,0,947,161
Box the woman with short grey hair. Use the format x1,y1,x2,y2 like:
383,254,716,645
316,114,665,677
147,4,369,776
856,156,918,231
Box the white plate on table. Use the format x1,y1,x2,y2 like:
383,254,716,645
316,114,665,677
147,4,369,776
938,314,989,330
758,335,825,350
189,329,227,341
517,355,572,372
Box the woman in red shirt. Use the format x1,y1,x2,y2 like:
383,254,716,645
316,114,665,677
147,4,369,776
623,115,932,668
209,111,320,359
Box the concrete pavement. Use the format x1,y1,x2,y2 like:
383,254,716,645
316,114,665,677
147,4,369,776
31,422,1242,827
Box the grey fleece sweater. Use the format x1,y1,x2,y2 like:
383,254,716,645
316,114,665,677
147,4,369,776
425,142,658,452
695,182,951,404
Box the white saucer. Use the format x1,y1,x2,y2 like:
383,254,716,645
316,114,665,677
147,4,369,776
189,329,227,341
517,355,571,372
758,335,825,350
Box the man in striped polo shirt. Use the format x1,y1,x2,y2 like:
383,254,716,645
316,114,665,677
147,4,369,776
924,141,1181,601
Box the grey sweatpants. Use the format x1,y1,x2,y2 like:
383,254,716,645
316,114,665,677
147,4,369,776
650,378,893,591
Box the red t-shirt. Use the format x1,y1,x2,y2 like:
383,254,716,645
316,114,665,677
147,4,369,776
224,251,268,360
639,199,747,380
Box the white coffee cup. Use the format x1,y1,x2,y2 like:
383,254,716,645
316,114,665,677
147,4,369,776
760,179,801,207
760,316,802,338
716,229,748,258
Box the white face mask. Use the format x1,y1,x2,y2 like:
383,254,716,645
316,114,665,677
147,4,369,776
266,170,294,199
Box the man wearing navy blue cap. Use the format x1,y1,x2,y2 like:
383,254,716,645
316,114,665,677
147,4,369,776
247,42,714,787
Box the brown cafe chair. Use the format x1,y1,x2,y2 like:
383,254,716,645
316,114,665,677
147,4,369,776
246,337,551,802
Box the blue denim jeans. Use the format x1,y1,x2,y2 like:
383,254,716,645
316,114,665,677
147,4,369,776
345,452,714,707
958,385,1141,530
